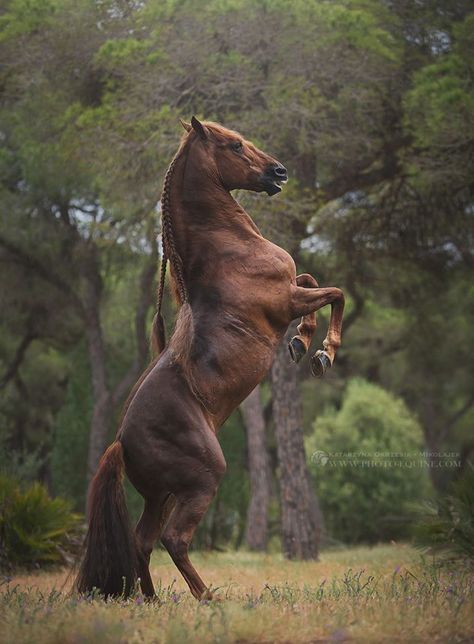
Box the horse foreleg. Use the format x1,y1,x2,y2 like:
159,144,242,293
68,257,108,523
290,284,345,377
288,273,319,363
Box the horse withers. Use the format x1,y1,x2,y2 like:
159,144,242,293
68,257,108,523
75,117,344,600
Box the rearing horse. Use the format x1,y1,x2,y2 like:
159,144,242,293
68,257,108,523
76,117,344,600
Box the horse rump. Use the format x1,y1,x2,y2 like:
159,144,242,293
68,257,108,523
75,441,138,597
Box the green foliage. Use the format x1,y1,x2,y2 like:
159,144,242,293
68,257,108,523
413,471,474,561
0,345,71,474
0,435,44,484
0,475,82,570
405,51,474,155
0,0,473,553
0,0,60,42
50,345,91,509
307,379,431,544
403,13,474,195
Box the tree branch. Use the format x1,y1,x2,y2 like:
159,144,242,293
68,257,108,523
342,277,365,334
323,137,408,203
0,234,84,313
0,330,37,389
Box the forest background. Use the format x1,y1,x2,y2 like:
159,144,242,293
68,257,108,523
1,0,473,558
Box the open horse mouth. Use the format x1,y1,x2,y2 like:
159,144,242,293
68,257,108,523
267,177,288,196
262,163,288,196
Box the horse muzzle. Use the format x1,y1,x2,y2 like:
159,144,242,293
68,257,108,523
261,163,288,196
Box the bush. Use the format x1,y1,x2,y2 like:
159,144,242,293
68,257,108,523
413,470,474,561
0,475,82,570
307,379,431,544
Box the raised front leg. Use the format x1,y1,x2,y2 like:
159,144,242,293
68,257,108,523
290,284,345,377
288,274,319,363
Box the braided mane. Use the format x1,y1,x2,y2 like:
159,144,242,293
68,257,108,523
160,156,188,306
150,134,209,410
151,137,190,356
119,135,197,428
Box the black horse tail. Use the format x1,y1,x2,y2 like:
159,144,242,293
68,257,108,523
75,441,137,597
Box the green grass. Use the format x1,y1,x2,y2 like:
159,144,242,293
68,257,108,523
1,545,473,642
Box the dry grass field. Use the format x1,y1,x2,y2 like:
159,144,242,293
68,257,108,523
1,544,473,643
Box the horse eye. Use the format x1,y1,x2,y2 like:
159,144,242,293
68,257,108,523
231,141,243,153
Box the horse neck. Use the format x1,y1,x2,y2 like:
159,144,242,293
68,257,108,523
168,153,261,266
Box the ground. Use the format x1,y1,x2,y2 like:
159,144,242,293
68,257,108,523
1,545,473,643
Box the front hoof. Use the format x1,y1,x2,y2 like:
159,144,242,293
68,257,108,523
311,350,332,378
288,336,306,363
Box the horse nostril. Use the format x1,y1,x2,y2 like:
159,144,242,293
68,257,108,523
273,165,287,178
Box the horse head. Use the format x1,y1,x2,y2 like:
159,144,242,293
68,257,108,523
180,116,288,196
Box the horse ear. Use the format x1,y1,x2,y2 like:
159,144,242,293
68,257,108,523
179,119,191,132
191,116,208,141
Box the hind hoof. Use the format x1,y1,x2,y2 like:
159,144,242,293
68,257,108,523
199,588,222,602
288,336,307,363
311,350,332,378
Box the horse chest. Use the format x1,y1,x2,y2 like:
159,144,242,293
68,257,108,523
220,240,295,282
193,238,296,325
217,245,294,332
241,243,295,301
254,246,295,279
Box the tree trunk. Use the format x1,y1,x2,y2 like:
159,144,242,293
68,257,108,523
86,387,113,482
271,329,322,559
240,385,271,551
83,252,112,483
83,237,157,485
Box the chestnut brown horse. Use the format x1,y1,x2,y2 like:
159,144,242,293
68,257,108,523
75,117,344,600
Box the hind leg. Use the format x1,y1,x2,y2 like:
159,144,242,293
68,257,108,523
121,379,226,600
161,487,220,600
135,494,176,597
161,428,226,600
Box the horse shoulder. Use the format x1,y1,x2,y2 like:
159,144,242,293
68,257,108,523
251,238,296,282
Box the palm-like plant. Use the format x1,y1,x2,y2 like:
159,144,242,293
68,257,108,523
413,471,474,561
0,475,82,570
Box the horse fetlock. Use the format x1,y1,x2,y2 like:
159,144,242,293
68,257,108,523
288,336,307,363
323,336,340,352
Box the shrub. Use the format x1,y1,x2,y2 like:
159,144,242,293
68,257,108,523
413,470,474,561
0,475,82,570
307,379,431,544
